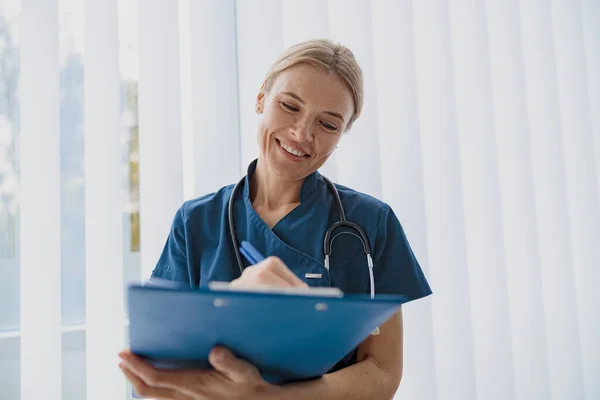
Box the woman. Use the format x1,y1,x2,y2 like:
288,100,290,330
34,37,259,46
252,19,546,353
119,38,431,399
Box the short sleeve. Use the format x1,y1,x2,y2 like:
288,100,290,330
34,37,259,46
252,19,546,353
150,206,193,285
373,205,432,300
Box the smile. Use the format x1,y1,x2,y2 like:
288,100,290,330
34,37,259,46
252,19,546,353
277,139,309,157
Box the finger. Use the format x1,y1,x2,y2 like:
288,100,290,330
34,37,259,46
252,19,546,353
261,257,308,288
254,267,299,288
234,264,300,289
119,351,185,390
208,346,259,383
120,363,186,400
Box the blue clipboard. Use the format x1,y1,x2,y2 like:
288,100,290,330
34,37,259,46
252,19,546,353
127,283,409,386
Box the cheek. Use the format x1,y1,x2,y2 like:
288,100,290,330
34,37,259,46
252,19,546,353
320,135,341,155
256,114,278,151
256,115,272,139
257,109,285,139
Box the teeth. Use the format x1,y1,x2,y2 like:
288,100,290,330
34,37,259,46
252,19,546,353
280,141,306,157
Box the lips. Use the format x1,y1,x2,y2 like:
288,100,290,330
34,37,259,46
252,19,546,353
276,139,310,157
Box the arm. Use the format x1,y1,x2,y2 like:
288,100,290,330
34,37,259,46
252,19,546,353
150,206,195,285
266,309,404,400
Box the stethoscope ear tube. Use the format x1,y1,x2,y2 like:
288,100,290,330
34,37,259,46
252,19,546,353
322,177,346,222
229,178,246,276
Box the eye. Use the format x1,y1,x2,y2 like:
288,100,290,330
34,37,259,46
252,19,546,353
281,102,299,112
320,121,339,132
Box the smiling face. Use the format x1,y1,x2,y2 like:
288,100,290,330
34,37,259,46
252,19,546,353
255,63,355,182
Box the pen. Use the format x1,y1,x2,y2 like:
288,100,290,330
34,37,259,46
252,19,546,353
240,241,265,265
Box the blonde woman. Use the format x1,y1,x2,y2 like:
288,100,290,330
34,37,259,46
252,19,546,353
119,39,431,400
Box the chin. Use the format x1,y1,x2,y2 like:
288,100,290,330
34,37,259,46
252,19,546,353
267,150,315,181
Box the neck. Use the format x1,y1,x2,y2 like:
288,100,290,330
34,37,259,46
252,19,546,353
250,159,303,210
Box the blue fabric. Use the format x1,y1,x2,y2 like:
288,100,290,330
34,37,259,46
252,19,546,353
152,160,432,372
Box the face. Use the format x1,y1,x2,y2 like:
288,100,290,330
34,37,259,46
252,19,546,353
255,63,354,182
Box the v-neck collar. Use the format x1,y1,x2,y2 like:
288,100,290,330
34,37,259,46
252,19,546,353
242,159,321,204
241,159,323,232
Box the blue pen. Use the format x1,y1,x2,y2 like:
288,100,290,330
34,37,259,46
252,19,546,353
240,241,266,265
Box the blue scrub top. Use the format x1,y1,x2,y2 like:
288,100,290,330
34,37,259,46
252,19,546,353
152,159,432,372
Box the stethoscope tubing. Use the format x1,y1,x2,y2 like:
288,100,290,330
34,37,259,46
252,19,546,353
228,174,375,298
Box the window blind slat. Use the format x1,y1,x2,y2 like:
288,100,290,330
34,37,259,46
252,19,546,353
371,1,436,399
448,0,516,397
19,0,62,399
188,0,241,197
551,1,600,398
412,0,477,397
581,0,600,208
137,0,184,280
581,2,600,393
519,0,585,397
84,0,125,398
485,0,551,397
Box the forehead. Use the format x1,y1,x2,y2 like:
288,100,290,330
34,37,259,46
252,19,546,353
269,64,354,119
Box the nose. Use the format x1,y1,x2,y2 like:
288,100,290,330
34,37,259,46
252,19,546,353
292,116,314,142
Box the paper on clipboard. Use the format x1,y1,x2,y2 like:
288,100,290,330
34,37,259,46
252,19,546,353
207,281,344,298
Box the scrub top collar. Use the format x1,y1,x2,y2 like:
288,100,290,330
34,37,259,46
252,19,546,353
242,159,323,204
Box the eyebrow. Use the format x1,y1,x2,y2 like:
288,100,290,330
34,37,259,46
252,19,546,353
281,91,345,122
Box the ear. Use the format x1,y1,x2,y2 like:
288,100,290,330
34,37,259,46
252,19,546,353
255,82,266,114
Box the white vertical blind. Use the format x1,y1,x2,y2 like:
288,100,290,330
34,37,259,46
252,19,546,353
189,0,241,196
448,1,515,398
519,0,585,398
178,0,194,201
551,1,600,398
412,0,477,398
5,1,599,399
370,1,436,399
281,0,329,45
137,0,184,280
582,0,600,201
485,0,550,397
582,14,600,392
19,0,62,399
83,0,125,399
327,0,381,198
235,0,284,172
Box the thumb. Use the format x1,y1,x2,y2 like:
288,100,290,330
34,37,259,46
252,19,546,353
209,347,259,383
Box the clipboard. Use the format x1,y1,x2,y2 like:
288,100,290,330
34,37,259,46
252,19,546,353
127,283,410,386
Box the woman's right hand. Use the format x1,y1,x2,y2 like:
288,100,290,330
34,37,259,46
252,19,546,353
230,256,309,289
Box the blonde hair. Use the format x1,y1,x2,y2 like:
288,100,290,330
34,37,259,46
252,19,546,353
262,39,364,131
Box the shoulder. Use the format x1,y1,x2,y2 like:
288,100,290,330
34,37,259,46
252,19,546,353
332,182,393,235
332,183,432,299
176,184,236,228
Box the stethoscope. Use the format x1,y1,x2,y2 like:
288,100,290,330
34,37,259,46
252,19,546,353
228,174,376,299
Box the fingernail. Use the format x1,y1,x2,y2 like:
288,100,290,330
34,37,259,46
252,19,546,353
212,347,226,361
214,349,224,360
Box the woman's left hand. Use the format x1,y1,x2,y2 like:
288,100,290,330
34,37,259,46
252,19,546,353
118,347,278,400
